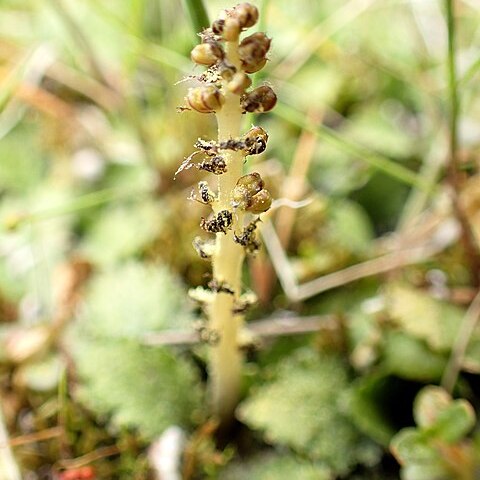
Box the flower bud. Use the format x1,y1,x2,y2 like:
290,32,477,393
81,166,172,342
242,126,268,155
233,3,259,29
236,172,264,193
232,172,264,208
222,17,242,41
211,18,225,35
186,86,225,113
246,189,272,214
227,72,252,95
243,57,267,74
191,42,223,66
241,85,277,113
239,33,271,64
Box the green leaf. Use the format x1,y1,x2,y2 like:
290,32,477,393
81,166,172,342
401,464,451,480
391,388,477,480
385,284,465,352
81,201,163,266
390,428,439,464
326,200,374,255
426,401,476,444
80,262,191,340
382,331,447,381
73,338,203,439
413,386,452,429
238,349,380,475
219,452,332,480
71,261,202,438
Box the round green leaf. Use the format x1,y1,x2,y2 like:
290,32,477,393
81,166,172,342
390,428,439,464
414,386,451,428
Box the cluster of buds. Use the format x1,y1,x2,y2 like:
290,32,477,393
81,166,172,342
212,2,259,40
179,2,275,262
185,2,276,115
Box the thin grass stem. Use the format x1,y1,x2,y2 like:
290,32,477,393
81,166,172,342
274,102,430,191
182,0,210,37
4,188,150,229
442,290,480,393
445,0,458,162
444,0,480,284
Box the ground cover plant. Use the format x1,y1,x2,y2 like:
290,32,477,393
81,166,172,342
1,0,480,478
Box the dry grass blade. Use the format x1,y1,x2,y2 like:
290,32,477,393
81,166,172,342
261,215,459,302
55,445,120,470
276,108,322,247
251,108,321,303
46,62,121,111
0,44,56,139
142,315,337,346
9,427,62,448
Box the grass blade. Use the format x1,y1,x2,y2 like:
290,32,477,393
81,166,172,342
181,0,209,37
274,102,430,191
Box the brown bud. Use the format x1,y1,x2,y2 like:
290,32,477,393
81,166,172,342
211,19,225,35
223,17,241,41
191,42,223,66
242,126,268,155
239,32,271,64
232,172,264,208
243,57,267,74
227,72,252,95
236,172,264,193
234,3,259,29
186,86,225,113
241,86,277,113
246,189,272,214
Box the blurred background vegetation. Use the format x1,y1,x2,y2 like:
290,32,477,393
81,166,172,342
2,0,480,478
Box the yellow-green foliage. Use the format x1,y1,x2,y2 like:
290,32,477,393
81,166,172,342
386,283,465,352
238,348,380,475
71,261,203,438
78,261,191,339
74,340,202,439
220,453,331,480
81,201,163,266
391,386,478,480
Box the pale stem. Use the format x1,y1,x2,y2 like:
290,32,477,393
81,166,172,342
209,40,246,422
